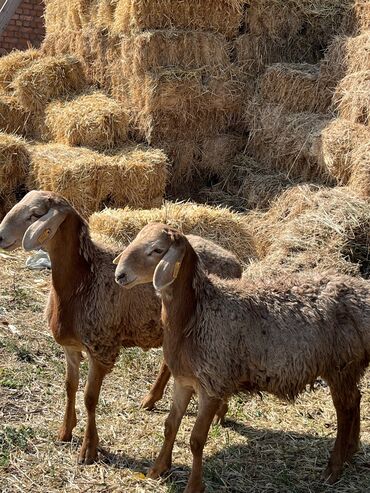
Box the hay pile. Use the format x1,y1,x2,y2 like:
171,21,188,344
44,92,130,150
0,49,42,93
0,133,30,217
89,201,256,263
28,143,168,217
349,142,370,198
334,70,370,126
248,106,332,182
259,63,330,113
342,0,370,35
0,94,32,136
246,185,370,279
12,55,86,111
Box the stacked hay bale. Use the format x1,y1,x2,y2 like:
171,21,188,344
246,185,370,279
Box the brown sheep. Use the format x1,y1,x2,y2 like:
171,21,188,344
115,222,370,493
0,191,241,465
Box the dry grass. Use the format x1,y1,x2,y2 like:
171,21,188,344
342,0,370,34
120,30,231,76
319,32,370,92
12,55,87,111
248,105,332,182
350,141,370,199
0,133,30,217
89,201,256,264
112,0,245,39
0,49,41,93
317,118,370,185
1,248,370,493
259,62,330,113
27,143,168,217
246,184,370,278
0,94,32,137
44,92,130,150
334,70,370,126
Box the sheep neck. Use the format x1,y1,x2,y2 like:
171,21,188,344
47,212,94,300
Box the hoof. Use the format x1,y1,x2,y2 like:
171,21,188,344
322,465,342,484
140,393,160,411
78,445,98,465
147,462,171,479
58,430,73,442
184,483,205,493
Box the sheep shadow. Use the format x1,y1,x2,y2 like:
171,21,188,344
97,419,370,493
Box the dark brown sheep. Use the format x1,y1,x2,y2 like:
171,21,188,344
0,191,241,465
115,222,370,493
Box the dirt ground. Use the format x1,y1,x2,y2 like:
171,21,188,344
0,251,369,492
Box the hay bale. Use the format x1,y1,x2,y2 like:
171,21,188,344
0,132,30,214
349,142,370,198
112,0,245,39
246,184,370,278
28,143,168,217
342,0,370,34
12,55,87,111
0,49,41,93
44,92,130,150
0,94,32,136
120,30,231,76
317,118,370,184
129,69,244,143
259,63,330,113
319,33,370,90
89,201,256,263
163,134,246,183
334,70,370,125
249,105,332,182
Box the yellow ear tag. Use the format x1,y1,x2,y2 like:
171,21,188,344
173,261,181,279
37,228,51,245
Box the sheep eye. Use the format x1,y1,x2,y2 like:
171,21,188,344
149,247,164,255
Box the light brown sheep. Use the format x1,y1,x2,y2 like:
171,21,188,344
0,191,241,465
115,222,370,493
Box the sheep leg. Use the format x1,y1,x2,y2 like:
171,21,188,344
78,356,108,465
58,347,82,442
147,379,193,479
140,359,171,410
185,390,222,493
213,399,228,425
324,383,361,484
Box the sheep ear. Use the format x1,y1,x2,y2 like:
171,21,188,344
153,242,186,291
113,252,123,265
22,208,67,251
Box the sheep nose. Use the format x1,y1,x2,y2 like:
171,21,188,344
115,271,127,283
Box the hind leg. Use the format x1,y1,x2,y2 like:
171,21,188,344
324,380,361,484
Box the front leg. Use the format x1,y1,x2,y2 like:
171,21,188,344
78,356,109,465
141,359,171,410
147,379,193,478
185,390,222,493
58,347,82,442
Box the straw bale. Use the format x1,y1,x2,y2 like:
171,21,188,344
89,201,256,263
349,142,370,198
334,70,370,125
319,33,370,90
12,55,87,111
247,184,370,278
120,30,231,76
341,0,370,34
249,105,332,182
0,49,41,93
44,92,129,150
28,143,168,217
0,94,32,136
130,69,245,143
0,132,30,212
317,118,370,184
112,0,245,39
259,63,331,113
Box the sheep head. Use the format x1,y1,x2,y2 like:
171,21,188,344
0,190,70,252
114,222,187,291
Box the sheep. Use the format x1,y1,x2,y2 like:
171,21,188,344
115,222,370,493
0,191,242,465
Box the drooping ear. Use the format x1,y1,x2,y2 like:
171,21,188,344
153,241,186,291
22,208,67,251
